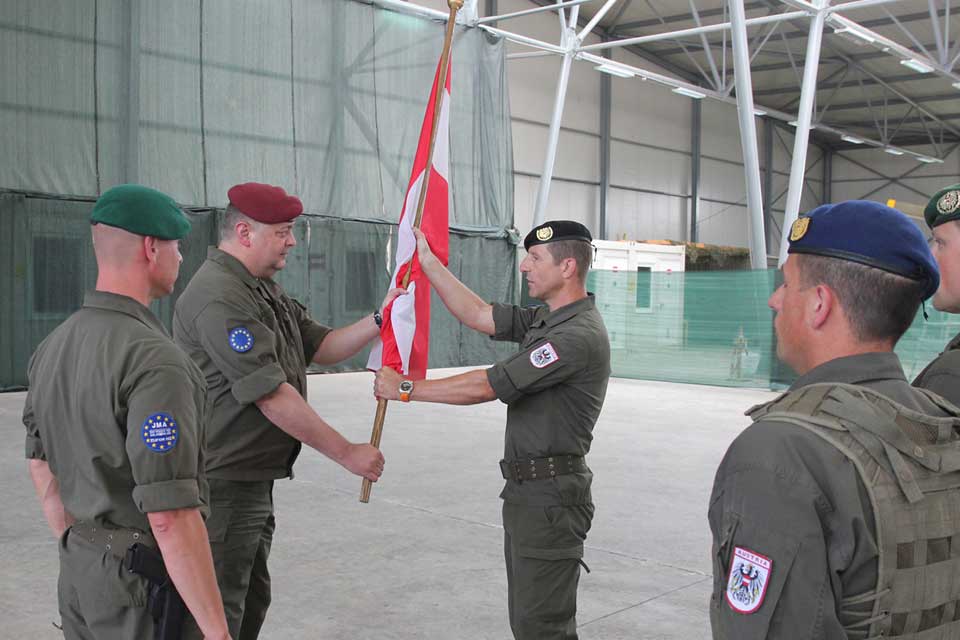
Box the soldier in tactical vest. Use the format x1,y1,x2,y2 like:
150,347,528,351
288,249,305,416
709,200,960,640
913,184,960,405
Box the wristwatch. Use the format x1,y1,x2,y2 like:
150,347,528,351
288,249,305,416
399,380,414,402
373,310,383,328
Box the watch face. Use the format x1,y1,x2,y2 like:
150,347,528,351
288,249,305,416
399,380,414,393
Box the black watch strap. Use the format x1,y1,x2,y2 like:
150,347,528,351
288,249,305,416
373,310,383,328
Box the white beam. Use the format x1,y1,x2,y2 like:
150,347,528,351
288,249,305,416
780,3,828,268
578,11,808,52
728,0,767,269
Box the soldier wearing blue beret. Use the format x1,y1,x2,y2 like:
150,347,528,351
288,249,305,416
913,184,960,406
709,200,960,639
23,185,231,639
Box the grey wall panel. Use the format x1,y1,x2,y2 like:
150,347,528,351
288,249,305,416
609,68,692,151
698,202,750,248
138,0,204,204
701,100,744,162
513,173,598,237
700,158,747,205
610,140,688,194
606,189,685,241
511,120,600,182
0,0,98,194
201,0,296,205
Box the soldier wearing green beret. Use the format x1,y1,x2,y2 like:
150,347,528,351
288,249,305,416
374,220,610,640
23,185,230,639
913,184,960,406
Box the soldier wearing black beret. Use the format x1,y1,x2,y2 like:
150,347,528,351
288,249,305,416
913,184,960,406
23,185,231,639
709,200,960,640
374,219,610,639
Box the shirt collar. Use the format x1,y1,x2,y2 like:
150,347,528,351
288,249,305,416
790,352,906,390
532,294,597,328
83,291,167,335
207,247,261,290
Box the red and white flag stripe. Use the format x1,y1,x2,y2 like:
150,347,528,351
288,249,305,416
366,58,451,380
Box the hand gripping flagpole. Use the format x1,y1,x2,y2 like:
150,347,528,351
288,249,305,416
360,0,463,503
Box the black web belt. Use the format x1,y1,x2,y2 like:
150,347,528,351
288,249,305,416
499,455,587,483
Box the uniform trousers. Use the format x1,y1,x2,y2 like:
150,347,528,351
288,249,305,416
205,478,276,640
503,501,594,640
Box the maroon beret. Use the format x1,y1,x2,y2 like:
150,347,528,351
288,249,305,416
227,182,303,223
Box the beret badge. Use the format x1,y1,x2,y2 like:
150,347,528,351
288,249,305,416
937,190,960,215
789,217,810,242
536,226,554,242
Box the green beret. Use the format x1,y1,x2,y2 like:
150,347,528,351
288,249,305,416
924,183,960,229
90,184,191,240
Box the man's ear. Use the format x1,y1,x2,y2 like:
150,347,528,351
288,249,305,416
143,236,159,264
562,257,578,280
236,221,253,247
808,283,836,330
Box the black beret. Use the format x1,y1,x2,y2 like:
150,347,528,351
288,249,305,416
524,220,593,250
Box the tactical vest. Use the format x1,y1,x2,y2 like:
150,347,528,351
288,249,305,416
747,383,960,639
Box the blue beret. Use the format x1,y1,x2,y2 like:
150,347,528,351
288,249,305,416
787,200,939,300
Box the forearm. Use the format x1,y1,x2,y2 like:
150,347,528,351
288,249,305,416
256,383,351,463
409,369,498,405
148,509,229,640
420,255,494,335
28,459,74,539
312,315,379,365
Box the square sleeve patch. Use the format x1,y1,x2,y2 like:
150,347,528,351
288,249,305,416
725,546,772,614
529,342,559,369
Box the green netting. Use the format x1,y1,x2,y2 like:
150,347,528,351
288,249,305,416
0,193,518,389
586,268,960,389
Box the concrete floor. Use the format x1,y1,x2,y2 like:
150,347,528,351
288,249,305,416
0,369,776,639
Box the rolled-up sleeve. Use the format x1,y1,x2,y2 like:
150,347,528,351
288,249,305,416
486,331,588,404
194,301,286,404
492,303,539,343
125,365,205,514
22,389,45,460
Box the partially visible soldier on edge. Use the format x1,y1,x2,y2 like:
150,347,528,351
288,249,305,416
709,200,960,639
23,185,230,639
173,182,397,640
913,183,960,405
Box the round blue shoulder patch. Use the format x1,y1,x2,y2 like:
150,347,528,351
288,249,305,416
229,326,254,353
141,413,179,453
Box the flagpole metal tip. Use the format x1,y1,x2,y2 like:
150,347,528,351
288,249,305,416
448,0,464,10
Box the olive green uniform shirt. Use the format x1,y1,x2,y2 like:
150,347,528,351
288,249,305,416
486,295,611,507
173,248,331,480
913,332,960,406
709,353,950,640
23,292,208,531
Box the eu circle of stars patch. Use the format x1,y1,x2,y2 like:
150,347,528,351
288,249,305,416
141,413,179,453
229,326,254,353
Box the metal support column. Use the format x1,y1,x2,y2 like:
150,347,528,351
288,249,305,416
822,146,833,204
690,99,702,242
779,2,827,266
763,118,775,258
121,0,142,184
532,23,576,227
728,0,767,269
599,48,612,240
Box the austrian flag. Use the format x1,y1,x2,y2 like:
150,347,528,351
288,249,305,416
366,57,451,380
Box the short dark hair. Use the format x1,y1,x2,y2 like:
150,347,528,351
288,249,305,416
797,254,925,344
220,204,256,241
545,240,593,285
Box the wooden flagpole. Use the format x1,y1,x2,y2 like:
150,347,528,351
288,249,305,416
361,0,463,503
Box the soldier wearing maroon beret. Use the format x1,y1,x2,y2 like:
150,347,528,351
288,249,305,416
173,182,404,639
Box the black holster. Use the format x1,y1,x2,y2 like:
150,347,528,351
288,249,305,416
124,543,186,640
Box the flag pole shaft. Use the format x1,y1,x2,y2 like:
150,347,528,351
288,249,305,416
360,0,462,504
